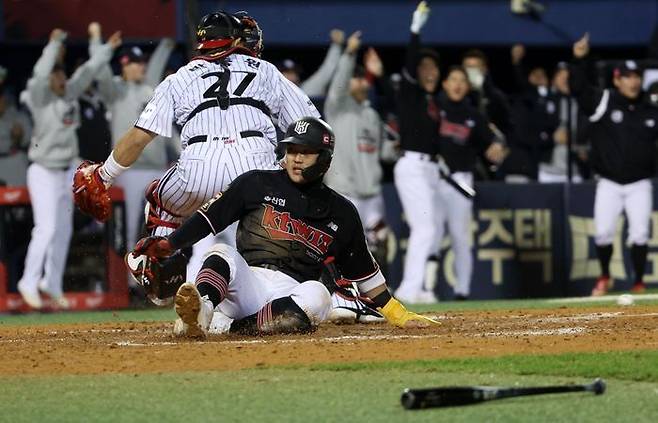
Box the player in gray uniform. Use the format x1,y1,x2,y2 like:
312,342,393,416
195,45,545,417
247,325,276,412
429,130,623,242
279,29,345,98
74,12,320,299
88,22,178,256
322,31,390,322
0,86,31,186
17,28,121,309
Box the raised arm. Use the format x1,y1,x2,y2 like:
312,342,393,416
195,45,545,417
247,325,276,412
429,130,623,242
510,43,530,93
26,29,66,106
88,22,120,103
569,33,605,117
145,38,175,87
324,31,361,118
403,1,430,82
65,31,122,101
300,29,344,97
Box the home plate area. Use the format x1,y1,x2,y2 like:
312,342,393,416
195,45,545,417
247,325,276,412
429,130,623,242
1,306,657,376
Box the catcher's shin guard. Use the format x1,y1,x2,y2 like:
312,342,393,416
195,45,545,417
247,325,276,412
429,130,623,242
125,251,188,306
143,179,182,233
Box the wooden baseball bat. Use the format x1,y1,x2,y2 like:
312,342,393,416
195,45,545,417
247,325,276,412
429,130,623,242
401,378,606,409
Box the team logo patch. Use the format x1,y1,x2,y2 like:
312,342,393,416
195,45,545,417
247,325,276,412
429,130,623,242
610,110,623,123
294,121,310,135
200,192,223,212
260,204,334,255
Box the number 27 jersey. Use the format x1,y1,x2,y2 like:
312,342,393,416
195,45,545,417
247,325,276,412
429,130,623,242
135,54,320,147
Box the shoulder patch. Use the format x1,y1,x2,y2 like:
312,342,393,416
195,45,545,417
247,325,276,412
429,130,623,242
200,192,223,213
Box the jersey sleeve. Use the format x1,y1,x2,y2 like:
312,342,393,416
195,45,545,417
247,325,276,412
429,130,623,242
473,113,496,152
196,171,253,235
334,205,386,292
274,72,321,132
134,76,175,137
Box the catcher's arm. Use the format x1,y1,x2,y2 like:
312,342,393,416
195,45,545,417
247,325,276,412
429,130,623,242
73,127,155,221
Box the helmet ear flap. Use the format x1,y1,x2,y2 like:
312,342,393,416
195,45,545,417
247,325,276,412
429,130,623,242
300,150,333,182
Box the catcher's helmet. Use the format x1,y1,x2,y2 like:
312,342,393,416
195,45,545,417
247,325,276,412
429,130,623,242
196,12,243,50
279,117,335,181
234,11,263,57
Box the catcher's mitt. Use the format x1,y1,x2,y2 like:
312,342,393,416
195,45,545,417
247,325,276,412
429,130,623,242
72,160,112,222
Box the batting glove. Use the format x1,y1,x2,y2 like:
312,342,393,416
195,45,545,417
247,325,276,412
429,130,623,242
378,298,440,328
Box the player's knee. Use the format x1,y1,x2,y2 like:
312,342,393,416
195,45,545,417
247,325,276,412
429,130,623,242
628,230,650,246
255,296,314,335
31,223,56,243
200,254,231,279
290,280,332,325
595,232,615,246
203,243,238,281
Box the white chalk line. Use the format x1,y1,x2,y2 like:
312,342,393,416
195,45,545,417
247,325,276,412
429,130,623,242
548,294,658,303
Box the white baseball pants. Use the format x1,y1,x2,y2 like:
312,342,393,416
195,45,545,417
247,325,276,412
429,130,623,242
594,177,652,246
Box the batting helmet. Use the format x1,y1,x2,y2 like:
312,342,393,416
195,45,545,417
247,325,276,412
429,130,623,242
279,117,335,181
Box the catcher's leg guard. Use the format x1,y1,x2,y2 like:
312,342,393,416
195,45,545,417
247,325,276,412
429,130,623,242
143,179,182,235
230,296,314,336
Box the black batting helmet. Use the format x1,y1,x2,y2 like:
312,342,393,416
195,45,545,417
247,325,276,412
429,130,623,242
279,117,335,181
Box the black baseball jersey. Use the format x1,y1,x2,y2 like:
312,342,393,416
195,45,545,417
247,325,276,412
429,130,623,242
172,169,381,284
397,34,441,156
438,93,496,172
570,58,658,184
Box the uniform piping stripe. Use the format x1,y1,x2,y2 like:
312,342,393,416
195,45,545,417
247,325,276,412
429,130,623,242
195,269,228,300
589,89,610,123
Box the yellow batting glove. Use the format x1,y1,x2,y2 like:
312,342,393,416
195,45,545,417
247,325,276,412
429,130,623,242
378,298,440,328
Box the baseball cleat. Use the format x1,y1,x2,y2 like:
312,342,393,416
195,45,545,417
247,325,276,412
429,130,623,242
591,276,610,297
630,281,646,294
17,282,43,309
174,283,213,338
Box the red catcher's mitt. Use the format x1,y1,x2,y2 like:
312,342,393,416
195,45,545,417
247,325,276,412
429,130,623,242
72,161,112,222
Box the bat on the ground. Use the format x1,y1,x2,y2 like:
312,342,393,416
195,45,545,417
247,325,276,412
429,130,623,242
401,378,606,409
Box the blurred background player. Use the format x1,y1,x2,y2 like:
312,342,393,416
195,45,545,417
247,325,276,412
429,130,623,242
73,11,321,304
510,44,582,182
0,84,31,186
436,66,506,300
570,33,658,296
17,28,121,309
322,31,389,321
90,22,178,263
392,1,443,304
279,29,345,100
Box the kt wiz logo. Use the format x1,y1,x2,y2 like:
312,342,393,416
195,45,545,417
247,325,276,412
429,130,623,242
260,204,334,254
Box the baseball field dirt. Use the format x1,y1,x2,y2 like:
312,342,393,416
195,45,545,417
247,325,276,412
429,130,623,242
2,305,657,376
